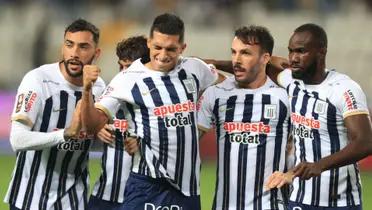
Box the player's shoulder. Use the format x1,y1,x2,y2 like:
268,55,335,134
326,70,363,91
177,56,208,69
22,63,59,83
121,59,148,78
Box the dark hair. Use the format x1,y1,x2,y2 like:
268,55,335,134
150,13,184,43
64,18,100,44
234,25,274,55
294,23,327,48
116,35,149,62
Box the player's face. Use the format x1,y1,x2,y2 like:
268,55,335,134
288,31,319,80
62,31,100,78
147,31,186,72
118,59,133,72
231,37,267,86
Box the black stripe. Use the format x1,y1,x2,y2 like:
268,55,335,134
326,100,340,207
23,96,53,209
56,91,68,128
270,100,288,209
346,171,355,206
179,70,199,195
353,163,362,205
236,94,253,210
22,151,43,209
96,144,108,198
39,91,69,209
111,118,125,201
55,151,74,210
131,84,150,175
253,94,270,210
9,151,26,205
292,85,307,203
163,75,185,187
143,77,168,178
310,92,322,206
222,96,237,209
212,98,220,210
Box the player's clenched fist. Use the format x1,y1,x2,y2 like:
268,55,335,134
83,65,101,91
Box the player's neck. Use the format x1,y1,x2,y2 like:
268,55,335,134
303,64,327,85
238,73,267,89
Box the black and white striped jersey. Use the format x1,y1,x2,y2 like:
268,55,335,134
278,69,369,207
91,108,132,203
198,76,290,210
4,63,105,210
96,57,219,196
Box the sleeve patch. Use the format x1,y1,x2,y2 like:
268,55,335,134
343,89,358,110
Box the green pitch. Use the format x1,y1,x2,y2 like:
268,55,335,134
1,155,371,209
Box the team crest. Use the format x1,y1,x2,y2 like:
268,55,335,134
183,78,196,93
314,100,327,115
264,104,277,119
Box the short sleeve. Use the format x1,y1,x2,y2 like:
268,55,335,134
95,72,126,121
197,86,215,131
335,80,369,119
277,68,293,88
11,72,43,127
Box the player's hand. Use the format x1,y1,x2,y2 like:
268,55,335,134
293,162,322,180
64,100,82,140
96,124,115,144
83,65,101,91
124,136,139,155
265,171,294,190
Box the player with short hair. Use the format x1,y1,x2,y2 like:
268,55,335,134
88,35,149,209
266,23,372,210
4,19,105,210
198,25,291,210
81,13,224,209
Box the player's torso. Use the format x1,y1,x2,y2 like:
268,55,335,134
212,77,289,209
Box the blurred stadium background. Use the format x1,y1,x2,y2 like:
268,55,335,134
1,0,372,209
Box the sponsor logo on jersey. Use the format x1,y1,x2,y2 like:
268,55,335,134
264,104,277,119
144,203,182,210
343,89,358,110
229,132,260,144
15,93,24,113
24,91,37,112
113,119,128,132
98,86,114,101
57,140,85,151
290,113,320,129
292,124,314,139
42,79,60,85
153,100,199,118
183,78,196,93
223,122,271,134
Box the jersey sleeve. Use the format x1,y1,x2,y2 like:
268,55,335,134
11,71,43,127
189,58,219,91
335,80,369,119
197,86,215,131
95,72,126,121
277,68,293,88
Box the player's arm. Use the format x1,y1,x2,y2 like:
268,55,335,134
293,114,372,180
81,65,109,135
293,84,372,180
10,102,82,151
201,56,288,76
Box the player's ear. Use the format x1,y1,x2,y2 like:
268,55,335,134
93,48,101,63
180,43,187,53
262,53,271,65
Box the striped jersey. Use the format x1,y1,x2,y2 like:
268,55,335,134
96,57,219,196
198,76,290,210
278,69,369,207
91,107,133,203
4,63,105,210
